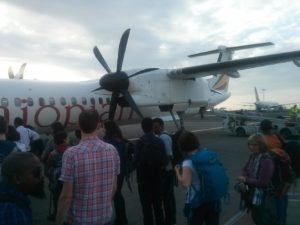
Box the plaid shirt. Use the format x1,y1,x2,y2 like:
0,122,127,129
0,182,32,225
60,136,120,225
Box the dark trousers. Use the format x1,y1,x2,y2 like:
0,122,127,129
190,202,220,225
113,174,128,225
138,182,164,225
163,170,176,225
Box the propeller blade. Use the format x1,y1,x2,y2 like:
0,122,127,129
129,68,159,78
120,89,143,118
117,29,130,73
109,92,119,120
93,46,112,73
91,87,104,92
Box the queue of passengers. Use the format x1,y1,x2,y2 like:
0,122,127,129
0,112,296,225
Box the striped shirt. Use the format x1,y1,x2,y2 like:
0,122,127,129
60,136,120,225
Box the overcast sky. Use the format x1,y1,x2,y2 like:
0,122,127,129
1,0,300,110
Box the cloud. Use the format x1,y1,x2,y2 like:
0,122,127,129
0,0,300,108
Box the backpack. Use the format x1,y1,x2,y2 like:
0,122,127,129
282,141,300,178
273,134,300,178
138,137,167,182
188,148,229,208
163,129,185,166
270,153,295,196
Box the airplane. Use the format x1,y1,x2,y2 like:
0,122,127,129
243,87,300,111
1,28,300,133
8,63,27,80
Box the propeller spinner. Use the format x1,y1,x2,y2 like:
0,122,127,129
93,29,143,120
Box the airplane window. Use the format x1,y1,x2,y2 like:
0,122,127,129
39,97,45,106
71,97,77,106
49,97,55,106
27,98,33,107
90,97,95,105
98,98,103,104
106,97,110,104
82,97,87,105
60,97,66,106
1,98,8,107
15,98,21,107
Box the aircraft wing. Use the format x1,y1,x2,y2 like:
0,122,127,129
168,50,300,79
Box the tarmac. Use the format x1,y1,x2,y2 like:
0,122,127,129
30,113,300,225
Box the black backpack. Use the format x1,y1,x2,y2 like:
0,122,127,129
270,153,295,196
170,129,185,166
138,137,166,182
282,141,300,178
275,134,300,178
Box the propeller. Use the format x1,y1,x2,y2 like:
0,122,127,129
93,29,143,120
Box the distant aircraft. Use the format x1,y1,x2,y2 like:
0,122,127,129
244,87,300,111
1,29,300,133
8,63,26,79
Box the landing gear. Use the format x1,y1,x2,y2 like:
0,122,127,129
169,110,185,130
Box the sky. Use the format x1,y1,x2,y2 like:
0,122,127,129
0,0,300,110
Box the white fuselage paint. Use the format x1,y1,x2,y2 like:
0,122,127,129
0,69,229,133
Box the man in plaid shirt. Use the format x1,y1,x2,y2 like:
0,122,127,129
56,110,120,225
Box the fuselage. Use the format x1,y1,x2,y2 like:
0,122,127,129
0,69,229,133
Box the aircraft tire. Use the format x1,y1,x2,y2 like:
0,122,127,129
236,127,246,137
280,128,292,139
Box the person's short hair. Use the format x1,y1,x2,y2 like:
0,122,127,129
141,117,153,133
0,115,7,134
248,133,269,153
260,119,273,133
6,125,20,141
50,122,65,134
1,152,37,182
14,117,24,126
53,131,68,146
153,117,164,127
178,131,200,153
78,110,100,134
104,120,123,138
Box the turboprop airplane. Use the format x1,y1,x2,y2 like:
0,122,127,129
8,63,26,79
1,28,300,133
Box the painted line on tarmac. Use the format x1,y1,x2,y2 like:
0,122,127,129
192,127,223,133
128,127,222,141
223,211,246,225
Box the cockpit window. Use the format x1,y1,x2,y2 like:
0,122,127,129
1,98,8,107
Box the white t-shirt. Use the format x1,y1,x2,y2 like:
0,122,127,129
159,132,173,171
182,159,200,203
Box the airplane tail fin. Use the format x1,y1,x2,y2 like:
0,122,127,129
255,87,260,101
16,63,26,79
188,42,274,61
189,42,274,93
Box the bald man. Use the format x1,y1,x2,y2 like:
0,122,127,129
0,152,45,225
